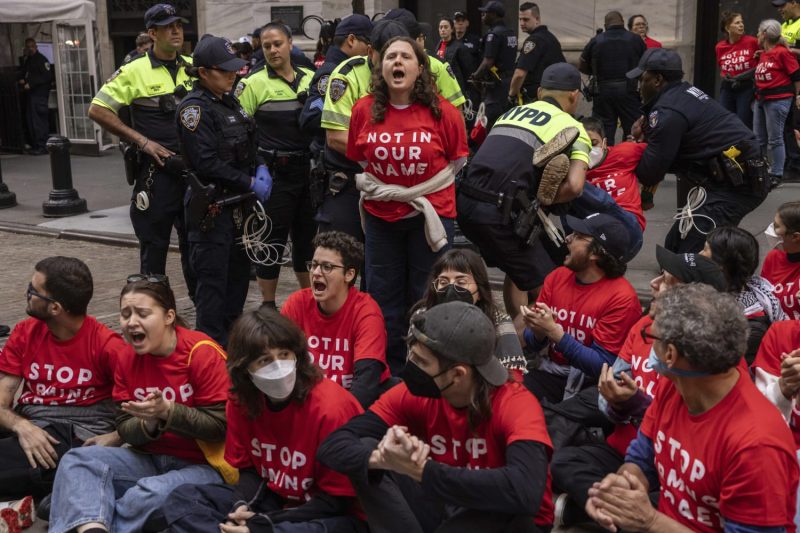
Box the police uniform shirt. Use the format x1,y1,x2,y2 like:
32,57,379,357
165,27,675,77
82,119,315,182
580,25,645,83
483,22,517,76
299,44,349,149
429,54,466,107
21,51,54,92
92,50,193,152
783,17,800,48
459,32,483,64
459,98,591,224
516,26,566,96
235,63,313,152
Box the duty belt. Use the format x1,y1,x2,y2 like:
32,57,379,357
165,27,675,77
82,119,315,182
458,181,506,208
259,148,309,166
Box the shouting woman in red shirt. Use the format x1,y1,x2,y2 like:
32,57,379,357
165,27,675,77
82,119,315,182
715,11,758,128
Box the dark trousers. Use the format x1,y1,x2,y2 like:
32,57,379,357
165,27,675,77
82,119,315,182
0,422,73,500
484,79,511,130
27,89,49,150
364,213,454,374
591,87,641,145
163,482,365,533
255,162,317,280
719,83,754,129
316,185,364,243
523,370,568,404
542,386,613,452
131,164,196,298
784,98,800,171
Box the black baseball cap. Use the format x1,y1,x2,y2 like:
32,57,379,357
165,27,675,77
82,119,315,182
192,36,247,71
384,8,422,38
655,246,728,291
773,0,789,6
334,14,374,38
250,26,263,37
541,62,582,91
371,19,410,51
409,302,508,386
144,4,188,29
453,11,468,19
478,1,506,17
565,213,631,262
626,48,683,79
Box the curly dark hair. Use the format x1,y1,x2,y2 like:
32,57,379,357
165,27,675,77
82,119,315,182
588,239,627,278
370,36,441,123
415,248,498,319
312,231,364,286
704,226,758,293
35,257,93,315
227,309,322,418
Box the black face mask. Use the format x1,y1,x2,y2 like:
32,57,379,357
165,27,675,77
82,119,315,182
435,284,474,306
400,360,452,398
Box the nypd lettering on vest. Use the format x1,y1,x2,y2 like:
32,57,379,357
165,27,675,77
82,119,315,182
500,105,552,126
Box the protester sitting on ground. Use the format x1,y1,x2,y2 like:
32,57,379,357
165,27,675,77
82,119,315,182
518,213,641,403
318,302,555,532
761,200,800,319
281,231,390,408
549,245,727,528
162,310,365,533
0,257,123,505
586,283,799,533
413,248,526,378
700,226,787,364
48,275,231,533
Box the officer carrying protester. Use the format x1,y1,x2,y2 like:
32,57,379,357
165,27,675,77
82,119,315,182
471,0,517,128
627,48,768,253
177,36,271,346
88,4,195,295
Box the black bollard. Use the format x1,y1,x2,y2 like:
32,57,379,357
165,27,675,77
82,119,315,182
42,135,87,217
0,155,17,209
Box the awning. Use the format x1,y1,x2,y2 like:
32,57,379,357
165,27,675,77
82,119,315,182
0,0,95,22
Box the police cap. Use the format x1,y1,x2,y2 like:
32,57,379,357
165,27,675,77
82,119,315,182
192,36,247,71
371,19,410,51
384,8,422,38
478,1,506,18
144,4,188,29
335,14,374,38
626,48,683,79
772,0,788,6
540,62,581,91
453,11,468,20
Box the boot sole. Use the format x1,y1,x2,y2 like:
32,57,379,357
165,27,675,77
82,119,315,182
532,126,580,168
538,154,570,206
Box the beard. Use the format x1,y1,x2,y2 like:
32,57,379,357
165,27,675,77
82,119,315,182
25,304,49,320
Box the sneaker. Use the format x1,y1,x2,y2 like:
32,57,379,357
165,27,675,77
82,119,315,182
0,496,35,531
532,126,579,168
769,174,783,190
537,154,570,205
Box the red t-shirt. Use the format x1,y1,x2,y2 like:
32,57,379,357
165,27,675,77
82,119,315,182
644,36,662,49
370,381,555,527
755,44,800,100
715,35,759,78
537,267,642,366
586,142,647,231
224,378,362,503
752,320,800,447
761,249,800,319
281,287,390,387
113,327,230,463
0,316,122,406
640,368,798,532
346,94,468,221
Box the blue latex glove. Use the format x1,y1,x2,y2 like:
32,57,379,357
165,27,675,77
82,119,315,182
250,164,273,203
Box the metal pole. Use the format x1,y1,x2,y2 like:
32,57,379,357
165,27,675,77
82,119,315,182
42,135,87,217
0,155,17,209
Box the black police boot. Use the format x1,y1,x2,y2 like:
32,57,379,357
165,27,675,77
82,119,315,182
770,174,783,190
35,493,50,522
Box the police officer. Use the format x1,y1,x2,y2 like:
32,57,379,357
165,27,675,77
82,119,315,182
775,0,800,54
509,2,565,105
453,10,482,66
579,10,645,144
235,22,315,310
178,36,271,346
18,38,54,155
457,63,592,316
122,33,153,65
471,0,517,128
89,4,196,295
627,49,768,253
774,0,800,181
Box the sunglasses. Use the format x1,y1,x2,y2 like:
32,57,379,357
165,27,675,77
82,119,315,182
126,274,170,285
26,282,58,304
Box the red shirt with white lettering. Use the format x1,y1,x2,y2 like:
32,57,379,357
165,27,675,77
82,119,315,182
225,378,362,503
0,316,122,406
346,94,468,221
761,249,800,319
369,381,555,527
715,35,759,78
537,267,641,366
587,142,647,231
640,368,798,532
113,326,230,463
281,286,390,387
754,44,800,100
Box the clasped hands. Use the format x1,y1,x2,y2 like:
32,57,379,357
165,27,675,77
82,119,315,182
369,425,430,482
519,302,564,343
120,389,173,435
585,470,658,532
779,349,800,400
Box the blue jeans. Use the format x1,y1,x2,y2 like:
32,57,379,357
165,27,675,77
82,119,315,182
754,97,792,176
718,82,754,129
364,212,454,374
48,446,222,533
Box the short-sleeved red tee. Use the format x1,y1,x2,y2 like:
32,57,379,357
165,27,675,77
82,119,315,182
640,367,799,532
224,378,362,504
281,287,390,387
346,94,468,221
0,316,122,406
369,381,554,527
755,44,800,100
587,142,647,231
113,326,230,463
761,249,800,319
537,267,642,366
716,35,759,78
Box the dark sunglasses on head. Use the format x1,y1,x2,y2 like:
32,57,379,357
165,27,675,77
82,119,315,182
126,273,170,285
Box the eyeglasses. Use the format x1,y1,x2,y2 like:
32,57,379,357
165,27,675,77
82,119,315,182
306,261,346,274
640,324,663,343
126,274,170,285
432,278,474,292
26,282,58,304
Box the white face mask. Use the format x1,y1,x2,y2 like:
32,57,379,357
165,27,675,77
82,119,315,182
249,359,297,401
765,222,782,250
588,146,605,169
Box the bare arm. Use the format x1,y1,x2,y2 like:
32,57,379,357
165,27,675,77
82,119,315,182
0,372,24,432
472,57,496,79
88,104,174,165
551,159,587,204
508,68,527,98
0,372,60,469
326,129,349,156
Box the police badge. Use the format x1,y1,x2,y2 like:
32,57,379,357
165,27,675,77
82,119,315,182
648,110,658,128
180,105,201,131
234,81,245,98
317,74,330,95
523,40,536,54
329,78,348,103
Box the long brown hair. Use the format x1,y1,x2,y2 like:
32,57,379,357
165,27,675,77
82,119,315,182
227,309,322,418
370,36,441,123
